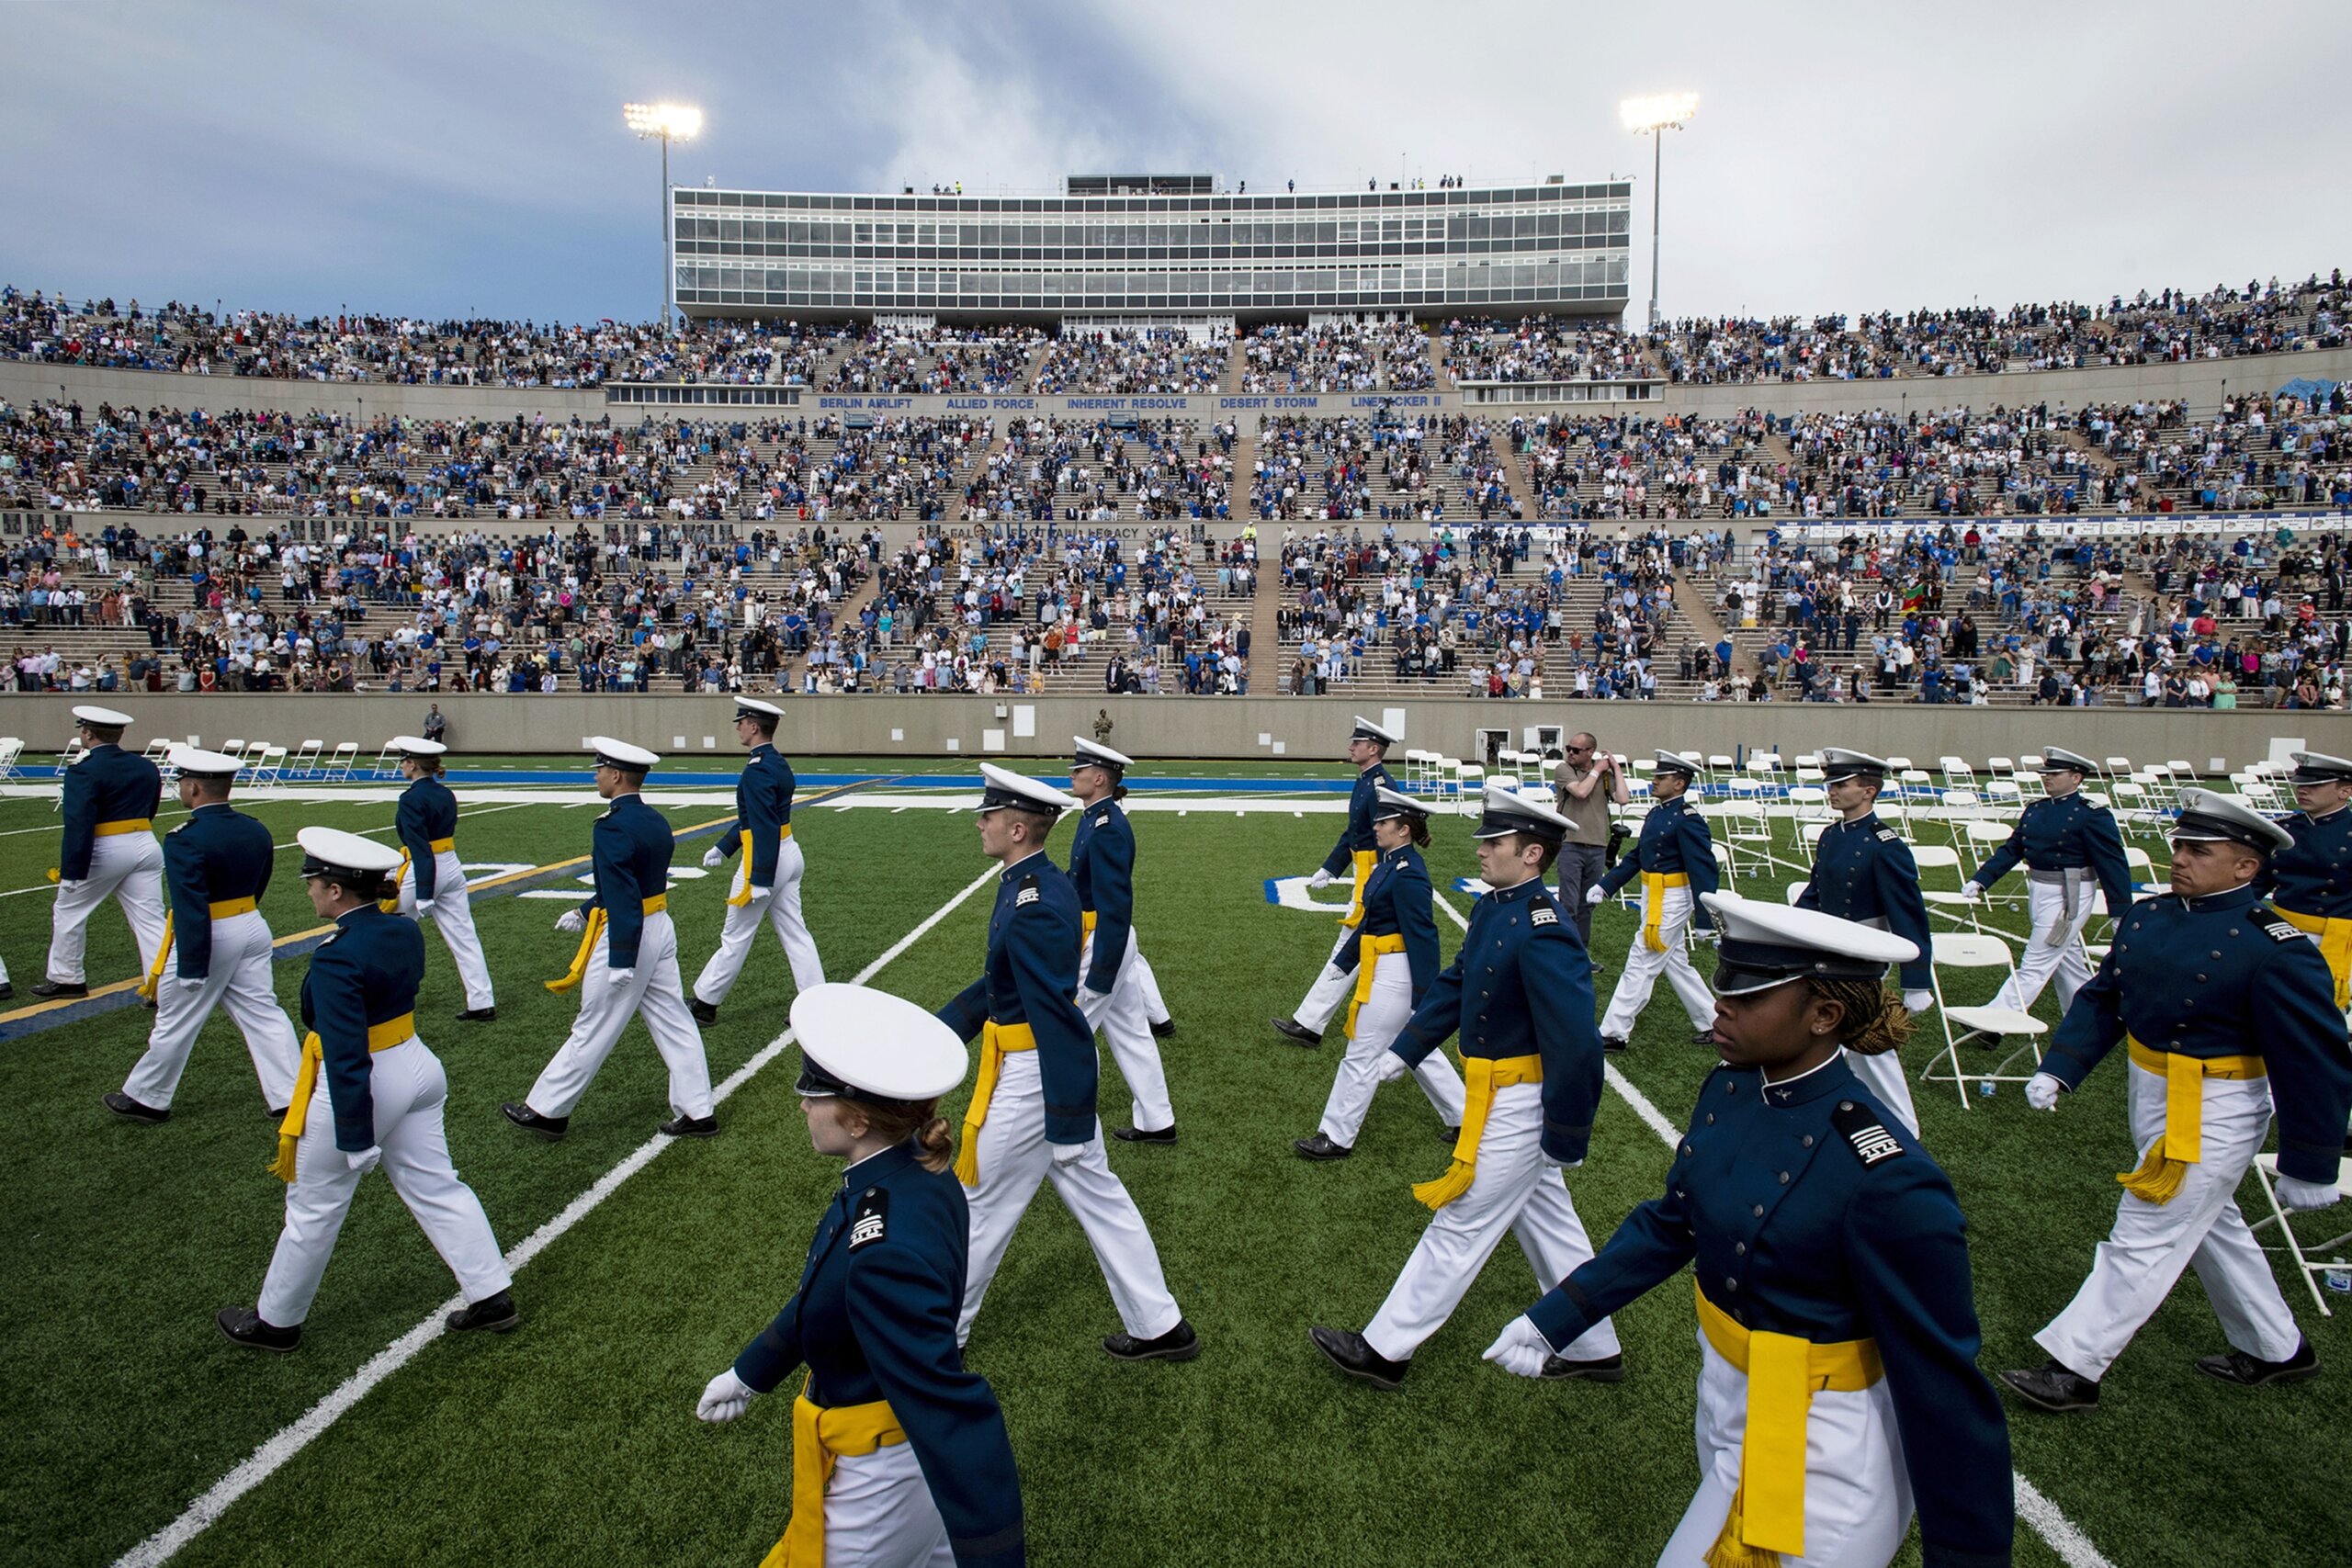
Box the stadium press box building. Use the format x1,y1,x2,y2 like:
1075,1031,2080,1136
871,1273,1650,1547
668,172,1633,326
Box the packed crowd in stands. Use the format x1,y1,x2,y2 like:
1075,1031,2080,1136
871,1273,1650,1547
1029,327,1231,394
819,324,1046,394
1250,414,1523,525
1236,321,1434,393
959,417,1236,524
1514,409,1781,522
1442,317,1648,384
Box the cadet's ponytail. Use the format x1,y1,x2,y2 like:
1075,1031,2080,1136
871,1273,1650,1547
857,1096,956,1173
1807,976,1911,1056
1407,817,1430,849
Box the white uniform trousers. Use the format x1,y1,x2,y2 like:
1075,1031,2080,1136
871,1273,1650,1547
956,1051,1182,1347
257,1036,512,1325
526,912,715,1121
1841,1046,1920,1138
1655,1337,1912,1567
1363,1083,1622,1364
694,835,825,1004
1987,879,2097,1019
1079,928,1173,1133
1132,945,1171,1025
120,910,300,1111
816,1440,953,1568
2036,1066,2301,1380
1292,923,1361,1034
393,850,495,1011
47,830,166,985
1600,884,1717,1039
1317,952,1467,1146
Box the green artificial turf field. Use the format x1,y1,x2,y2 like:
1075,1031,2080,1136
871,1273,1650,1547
0,780,2342,1567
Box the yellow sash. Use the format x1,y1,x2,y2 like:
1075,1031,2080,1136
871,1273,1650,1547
546,895,669,991
1413,1053,1540,1210
1081,910,1098,941
96,818,153,836
2274,905,2352,1010
209,897,257,917
1694,1280,1883,1568
1341,848,1376,927
1641,871,1690,953
953,1020,1036,1187
378,840,454,912
2117,1035,2266,1205
728,825,793,908
267,1014,416,1182
1345,932,1408,1040
762,1378,905,1568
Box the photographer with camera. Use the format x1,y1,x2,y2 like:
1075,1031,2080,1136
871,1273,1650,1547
1553,734,1629,957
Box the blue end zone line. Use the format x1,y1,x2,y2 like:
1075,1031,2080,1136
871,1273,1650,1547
6,766,1356,794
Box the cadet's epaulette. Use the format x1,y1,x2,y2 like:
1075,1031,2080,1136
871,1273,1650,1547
1830,1099,1906,1168
1014,874,1040,908
1874,827,1899,842
2251,907,2305,944
847,1188,889,1251
1092,807,1112,827
1530,905,1558,928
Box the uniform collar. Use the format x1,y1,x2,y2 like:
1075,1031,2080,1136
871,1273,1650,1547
1486,874,1544,905
2306,806,2348,823
334,904,380,930
999,848,1048,882
1753,1051,1859,1107
842,1142,918,1190
1655,795,1687,813
750,743,775,760
191,802,232,817
1831,811,1877,833
2179,881,2260,913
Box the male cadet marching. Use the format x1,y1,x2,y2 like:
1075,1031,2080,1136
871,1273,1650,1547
503,739,718,1140
107,746,300,1123
1796,748,1936,1135
1311,784,1622,1390
1065,738,1177,1143
2265,750,2352,1153
1959,745,2134,1032
941,764,1197,1362
37,705,165,1000
218,829,514,1352
1592,750,1720,1052
2002,791,2352,1414
383,736,496,1021
690,696,824,1026
1272,716,1398,1047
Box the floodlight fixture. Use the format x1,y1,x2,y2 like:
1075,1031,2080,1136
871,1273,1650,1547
1620,93,1698,329
622,102,704,332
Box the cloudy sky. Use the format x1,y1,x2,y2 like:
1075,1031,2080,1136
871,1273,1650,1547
6,0,2346,327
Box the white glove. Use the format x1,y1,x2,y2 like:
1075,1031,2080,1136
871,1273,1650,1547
1902,989,1934,1015
345,1145,382,1176
175,974,205,991
1480,1314,1555,1380
414,898,435,917
56,879,85,893
696,1368,757,1423
1306,868,1334,890
1075,985,1109,1012
2275,1175,2343,1212
556,908,586,933
1374,1050,1412,1084
1050,1138,1086,1166
606,966,635,988
1586,884,1606,906
2025,1072,2064,1111
746,883,771,901
1690,928,1719,946
701,845,724,869
1960,881,1984,900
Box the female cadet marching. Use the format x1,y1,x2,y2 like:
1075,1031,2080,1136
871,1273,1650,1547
217,829,514,1351
696,983,1023,1568
1959,745,2134,1032
1064,737,1177,1143
1593,751,1721,1052
1294,786,1465,1160
1485,894,2014,1568
383,735,496,1021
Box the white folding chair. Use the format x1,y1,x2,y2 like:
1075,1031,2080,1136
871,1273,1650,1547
2249,1154,2352,1316
251,745,288,791
325,742,359,782
0,737,23,780
1454,763,1486,815
371,741,404,779
289,739,322,777
1918,932,2051,1106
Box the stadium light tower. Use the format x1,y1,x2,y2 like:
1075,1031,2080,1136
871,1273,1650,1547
623,102,704,333
1621,93,1698,331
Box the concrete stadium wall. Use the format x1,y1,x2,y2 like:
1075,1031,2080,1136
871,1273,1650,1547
0,362,602,423
8,692,2350,773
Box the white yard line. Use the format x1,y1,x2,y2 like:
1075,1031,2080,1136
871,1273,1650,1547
114,864,998,1568
1428,890,2114,1568
0,802,537,896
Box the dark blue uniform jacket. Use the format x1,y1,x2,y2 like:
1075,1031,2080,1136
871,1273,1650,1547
937,852,1097,1146
163,802,276,980
301,905,426,1154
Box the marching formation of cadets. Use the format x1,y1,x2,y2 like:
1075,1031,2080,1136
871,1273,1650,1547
36,701,2352,1567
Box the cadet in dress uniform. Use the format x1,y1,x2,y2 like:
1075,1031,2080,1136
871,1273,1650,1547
939,764,1197,1361
383,736,496,1021
1960,746,2134,1030
1795,748,1936,1136
37,705,166,998
503,739,718,1140
696,983,1024,1568
1311,784,1623,1390
1485,895,2013,1568
1271,716,1399,1046
692,697,825,1025
217,829,515,1351
1594,751,1720,1052
2002,790,2352,1413
1064,738,1177,1144
106,746,300,1123
2266,750,2352,1153
1294,786,1465,1159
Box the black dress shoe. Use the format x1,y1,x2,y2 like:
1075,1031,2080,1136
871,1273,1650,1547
501,1101,569,1139
2197,1337,2319,1387
1954,1030,2003,1051
103,1090,169,1124
456,1007,497,1022
1269,1016,1322,1047
1103,1318,1200,1361
688,998,718,1025
1436,1124,1462,1144
1148,1017,1177,1040
141,995,157,1010
1691,1029,1718,1048
1294,1132,1353,1160
1113,1124,1177,1144
0,981,14,999
217,1305,301,1353
447,1290,520,1334
32,979,89,999
1999,1359,2100,1413
660,1111,719,1138
266,1105,288,1121
1309,1326,1408,1390
1601,1036,1629,1055
1541,1352,1626,1382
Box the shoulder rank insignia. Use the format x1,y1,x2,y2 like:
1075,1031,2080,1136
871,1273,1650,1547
1014,874,1040,908
2252,909,2304,943
1874,827,1899,842
1530,905,1558,927
847,1189,888,1251
1831,1100,1905,1167
1093,808,1112,827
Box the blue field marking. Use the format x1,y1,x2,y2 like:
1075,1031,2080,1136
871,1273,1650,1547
9,766,1351,795
1262,877,1281,904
